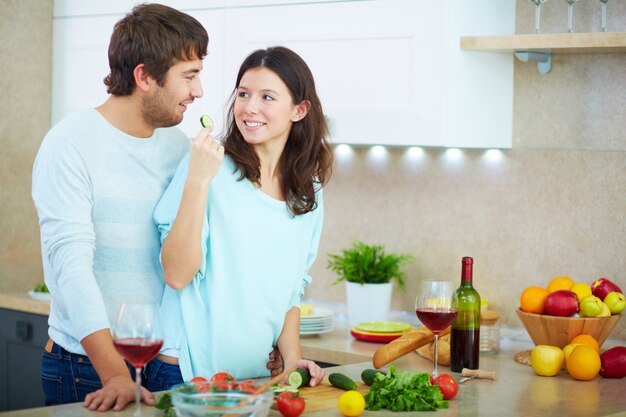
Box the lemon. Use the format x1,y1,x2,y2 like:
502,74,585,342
570,283,592,302
300,303,315,316
338,390,365,417
562,343,581,368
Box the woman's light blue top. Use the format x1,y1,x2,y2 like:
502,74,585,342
153,154,323,380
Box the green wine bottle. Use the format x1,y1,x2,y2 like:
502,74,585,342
450,256,481,372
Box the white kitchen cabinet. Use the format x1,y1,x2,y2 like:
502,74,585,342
51,0,515,148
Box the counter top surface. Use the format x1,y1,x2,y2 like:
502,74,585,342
0,292,50,316
2,319,625,416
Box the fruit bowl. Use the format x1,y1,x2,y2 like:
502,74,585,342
516,308,621,349
170,382,273,417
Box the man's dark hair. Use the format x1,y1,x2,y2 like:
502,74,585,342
104,3,208,95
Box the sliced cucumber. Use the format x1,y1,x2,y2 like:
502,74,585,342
328,373,357,391
272,384,299,395
200,115,213,129
288,368,311,388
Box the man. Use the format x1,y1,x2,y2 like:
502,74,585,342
33,4,222,412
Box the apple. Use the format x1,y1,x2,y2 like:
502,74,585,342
591,277,623,301
530,345,565,377
599,346,626,378
604,292,626,315
544,290,579,317
579,295,604,317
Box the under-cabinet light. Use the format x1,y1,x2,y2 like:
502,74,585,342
405,146,425,162
483,149,504,163
444,148,462,162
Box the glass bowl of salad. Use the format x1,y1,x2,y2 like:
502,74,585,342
170,380,272,417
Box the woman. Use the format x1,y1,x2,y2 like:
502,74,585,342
147,46,334,389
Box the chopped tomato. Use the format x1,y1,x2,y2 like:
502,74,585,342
196,382,213,393
236,379,258,394
211,380,237,391
276,391,305,417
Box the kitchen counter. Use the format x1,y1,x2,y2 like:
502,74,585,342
1,317,625,416
0,292,50,316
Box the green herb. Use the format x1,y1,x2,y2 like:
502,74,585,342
155,393,176,417
327,242,413,290
364,365,448,412
33,282,49,293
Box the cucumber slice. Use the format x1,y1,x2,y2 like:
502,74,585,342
271,384,299,396
328,373,357,391
288,368,311,388
200,115,213,129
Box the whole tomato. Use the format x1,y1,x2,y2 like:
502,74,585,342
276,391,305,417
190,376,208,384
211,372,234,382
434,374,459,400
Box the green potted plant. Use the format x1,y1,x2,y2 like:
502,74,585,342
327,241,414,326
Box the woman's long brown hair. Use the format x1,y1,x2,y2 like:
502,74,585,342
222,46,333,216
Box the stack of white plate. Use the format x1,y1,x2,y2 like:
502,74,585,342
300,308,334,336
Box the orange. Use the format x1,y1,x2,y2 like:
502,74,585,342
520,286,549,314
566,345,601,381
569,334,600,353
547,276,575,293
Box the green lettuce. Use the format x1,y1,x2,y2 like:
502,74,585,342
364,365,449,412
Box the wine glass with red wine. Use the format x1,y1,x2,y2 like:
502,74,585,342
113,303,163,417
415,280,458,378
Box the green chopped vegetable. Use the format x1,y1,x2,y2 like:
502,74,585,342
200,114,214,129
155,393,176,417
288,368,311,388
364,365,448,412
271,384,299,396
33,282,49,293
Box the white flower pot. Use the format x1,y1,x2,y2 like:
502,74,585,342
345,281,393,326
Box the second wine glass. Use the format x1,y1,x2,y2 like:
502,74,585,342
415,280,458,378
528,0,549,34
113,302,163,417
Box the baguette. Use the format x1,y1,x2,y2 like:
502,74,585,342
373,325,451,368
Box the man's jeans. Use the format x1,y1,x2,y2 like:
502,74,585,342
41,342,139,405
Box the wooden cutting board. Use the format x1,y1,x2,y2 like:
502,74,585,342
298,382,370,412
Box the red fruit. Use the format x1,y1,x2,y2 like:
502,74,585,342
544,290,578,317
599,346,626,378
591,277,623,301
210,372,234,382
433,374,459,400
276,391,305,417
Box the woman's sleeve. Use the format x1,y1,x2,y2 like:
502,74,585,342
153,153,210,281
289,188,324,308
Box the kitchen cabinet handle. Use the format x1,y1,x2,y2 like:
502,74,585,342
16,320,32,342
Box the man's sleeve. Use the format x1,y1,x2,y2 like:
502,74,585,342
32,136,109,341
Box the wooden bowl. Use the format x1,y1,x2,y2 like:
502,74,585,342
516,308,621,349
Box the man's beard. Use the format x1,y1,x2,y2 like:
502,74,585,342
142,88,184,129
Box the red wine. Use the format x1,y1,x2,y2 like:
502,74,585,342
113,338,163,368
450,257,481,372
451,328,480,369
415,308,458,334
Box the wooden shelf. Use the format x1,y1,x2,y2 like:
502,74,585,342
461,32,626,54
